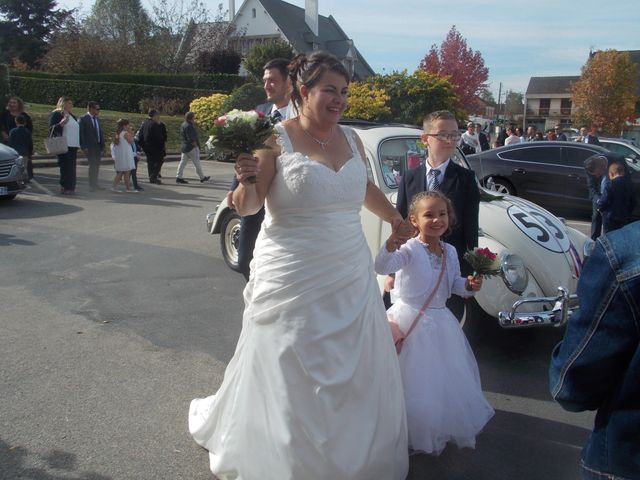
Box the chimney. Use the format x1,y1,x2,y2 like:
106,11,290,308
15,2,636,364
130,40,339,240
305,0,319,37
229,0,235,22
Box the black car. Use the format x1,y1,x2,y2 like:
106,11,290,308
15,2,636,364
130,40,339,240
0,142,27,200
466,141,640,218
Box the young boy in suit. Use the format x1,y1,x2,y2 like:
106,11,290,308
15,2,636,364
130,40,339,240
9,114,33,182
597,162,636,233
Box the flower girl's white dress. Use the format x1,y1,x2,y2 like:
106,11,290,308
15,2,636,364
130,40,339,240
189,124,409,479
375,238,495,455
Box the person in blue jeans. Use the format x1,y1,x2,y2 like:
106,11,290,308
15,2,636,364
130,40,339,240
597,161,635,233
549,220,640,479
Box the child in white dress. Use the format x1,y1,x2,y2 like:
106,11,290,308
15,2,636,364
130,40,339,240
375,190,494,455
110,118,137,193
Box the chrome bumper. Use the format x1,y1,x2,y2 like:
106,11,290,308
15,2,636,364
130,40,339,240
498,287,578,328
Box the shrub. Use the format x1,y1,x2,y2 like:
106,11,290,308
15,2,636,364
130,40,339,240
343,82,391,121
221,83,266,112
9,70,245,92
242,40,294,80
10,76,213,113
189,93,230,131
196,49,242,75
138,97,190,116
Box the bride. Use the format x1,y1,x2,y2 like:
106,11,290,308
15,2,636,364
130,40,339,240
189,51,410,479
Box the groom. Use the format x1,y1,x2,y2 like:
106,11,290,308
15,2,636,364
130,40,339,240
394,110,480,318
226,58,292,281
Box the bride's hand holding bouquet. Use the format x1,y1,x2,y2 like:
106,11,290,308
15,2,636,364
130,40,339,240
210,109,275,184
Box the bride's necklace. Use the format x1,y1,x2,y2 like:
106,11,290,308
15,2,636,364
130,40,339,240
301,124,335,150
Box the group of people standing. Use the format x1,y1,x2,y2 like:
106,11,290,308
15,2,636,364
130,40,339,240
1,96,34,181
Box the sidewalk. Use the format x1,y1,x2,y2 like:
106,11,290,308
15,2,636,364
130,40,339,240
31,152,191,169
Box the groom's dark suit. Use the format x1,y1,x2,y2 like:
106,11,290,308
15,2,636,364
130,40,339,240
396,160,480,317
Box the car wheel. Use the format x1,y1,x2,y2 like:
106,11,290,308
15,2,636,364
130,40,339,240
219,210,242,272
0,194,16,201
485,177,515,195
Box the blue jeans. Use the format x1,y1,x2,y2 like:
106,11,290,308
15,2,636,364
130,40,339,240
550,220,640,479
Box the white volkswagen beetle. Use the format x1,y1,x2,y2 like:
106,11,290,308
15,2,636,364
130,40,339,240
206,125,592,334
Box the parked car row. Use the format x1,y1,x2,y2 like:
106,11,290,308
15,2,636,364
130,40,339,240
207,125,593,336
466,141,640,219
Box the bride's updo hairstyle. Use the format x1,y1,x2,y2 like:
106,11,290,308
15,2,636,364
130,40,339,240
288,51,350,115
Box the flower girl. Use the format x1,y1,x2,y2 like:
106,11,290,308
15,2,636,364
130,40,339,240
375,190,494,455
110,119,137,193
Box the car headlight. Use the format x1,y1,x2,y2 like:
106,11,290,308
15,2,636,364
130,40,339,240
583,239,596,258
15,156,24,167
500,251,528,295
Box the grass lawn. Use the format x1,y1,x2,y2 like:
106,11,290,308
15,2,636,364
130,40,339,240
26,103,185,155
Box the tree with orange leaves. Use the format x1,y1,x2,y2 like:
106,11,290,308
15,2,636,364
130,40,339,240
419,25,488,114
571,50,638,136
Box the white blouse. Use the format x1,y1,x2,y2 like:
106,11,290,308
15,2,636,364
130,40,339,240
63,115,80,148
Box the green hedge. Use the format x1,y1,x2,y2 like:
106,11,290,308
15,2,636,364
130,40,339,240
10,76,216,113
9,71,245,92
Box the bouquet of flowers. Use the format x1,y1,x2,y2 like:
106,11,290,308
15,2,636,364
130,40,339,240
463,247,501,278
209,109,275,183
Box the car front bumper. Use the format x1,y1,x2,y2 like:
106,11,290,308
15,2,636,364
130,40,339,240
498,287,578,328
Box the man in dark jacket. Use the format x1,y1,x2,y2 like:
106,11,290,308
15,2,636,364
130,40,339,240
8,113,33,181
550,221,640,480
175,112,209,184
597,161,636,233
139,109,167,184
475,123,490,151
79,101,105,190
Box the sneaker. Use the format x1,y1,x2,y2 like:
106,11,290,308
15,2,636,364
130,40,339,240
176,178,189,184
126,188,139,193
134,186,144,192
200,176,211,183
110,186,123,193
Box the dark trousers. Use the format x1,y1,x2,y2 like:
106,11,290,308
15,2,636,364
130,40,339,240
591,203,602,240
131,156,140,189
146,152,163,181
238,207,266,281
57,147,78,191
86,147,102,188
25,155,33,180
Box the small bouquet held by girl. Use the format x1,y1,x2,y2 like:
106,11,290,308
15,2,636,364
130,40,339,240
209,109,274,183
374,190,494,456
463,247,501,278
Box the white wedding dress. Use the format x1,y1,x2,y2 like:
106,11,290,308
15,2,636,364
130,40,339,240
189,124,409,480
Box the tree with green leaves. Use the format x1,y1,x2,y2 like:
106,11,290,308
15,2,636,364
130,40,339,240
85,0,153,45
571,50,638,136
364,70,459,125
503,90,524,120
242,40,294,81
0,0,71,67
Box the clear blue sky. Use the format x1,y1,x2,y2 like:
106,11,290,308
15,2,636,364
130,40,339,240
58,0,640,100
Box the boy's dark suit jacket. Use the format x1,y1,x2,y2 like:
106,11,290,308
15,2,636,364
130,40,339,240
396,161,480,274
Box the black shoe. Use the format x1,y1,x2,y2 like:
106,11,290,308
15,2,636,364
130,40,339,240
176,178,189,184
200,176,210,183
157,174,162,178
150,178,162,184
134,186,144,191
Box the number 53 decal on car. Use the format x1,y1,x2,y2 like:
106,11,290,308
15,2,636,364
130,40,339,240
507,205,570,253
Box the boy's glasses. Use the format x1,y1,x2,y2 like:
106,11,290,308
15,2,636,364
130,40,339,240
424,133,461,142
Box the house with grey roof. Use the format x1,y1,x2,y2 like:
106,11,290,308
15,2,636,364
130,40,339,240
228,0,375,80
523,76,579,132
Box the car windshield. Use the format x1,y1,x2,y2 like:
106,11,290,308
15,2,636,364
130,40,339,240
377,136,470,189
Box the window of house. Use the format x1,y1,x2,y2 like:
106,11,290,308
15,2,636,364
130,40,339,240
560,98,572,115
539,98,550,116
252,8,256,17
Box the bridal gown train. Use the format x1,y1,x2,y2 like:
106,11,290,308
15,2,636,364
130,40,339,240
189,124,409,480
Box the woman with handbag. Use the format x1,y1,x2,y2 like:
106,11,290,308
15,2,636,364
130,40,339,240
374,190,494,456
48,97,80,195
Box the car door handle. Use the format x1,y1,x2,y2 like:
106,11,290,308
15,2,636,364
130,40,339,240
512,168,526,174
567,174,581,179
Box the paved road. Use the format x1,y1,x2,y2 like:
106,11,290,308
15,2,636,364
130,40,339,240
1,162,593,480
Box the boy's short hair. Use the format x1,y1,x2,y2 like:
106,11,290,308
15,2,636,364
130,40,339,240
87,101,99,110
15,113,27,125
584,154,608,174
609,162,626,176
422,110,456,131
